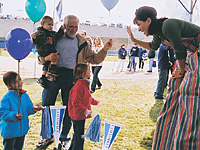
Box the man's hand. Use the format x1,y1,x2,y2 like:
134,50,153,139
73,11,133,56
103,39,113,52
127,26,135,42
16,113,23,120
44,52,59,62
33,104,45,111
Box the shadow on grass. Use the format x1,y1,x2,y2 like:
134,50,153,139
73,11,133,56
140,130,155,150
149,98,164,122
139,98,164,149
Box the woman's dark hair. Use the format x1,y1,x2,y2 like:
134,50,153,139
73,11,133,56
134,6,168,35
73,64,88,82
133,6,157,24
3,71,18,87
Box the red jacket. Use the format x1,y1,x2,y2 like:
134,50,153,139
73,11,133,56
68,79,98,120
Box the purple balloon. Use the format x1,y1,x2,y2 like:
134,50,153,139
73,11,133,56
101,0,119,11
5,28,33,60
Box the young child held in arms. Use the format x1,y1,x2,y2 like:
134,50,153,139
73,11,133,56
68,64,99,150
32,15,64,87
0,71,44,150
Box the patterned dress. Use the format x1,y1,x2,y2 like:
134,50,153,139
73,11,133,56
152,35,200,150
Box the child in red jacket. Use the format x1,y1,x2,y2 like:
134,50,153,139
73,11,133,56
68,64,99,150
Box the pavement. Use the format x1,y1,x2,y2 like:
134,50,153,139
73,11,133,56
0,56,159,80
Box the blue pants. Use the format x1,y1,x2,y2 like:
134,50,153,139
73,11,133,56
41,69,73,141
69,120,85,150
3,135,25,150
155,69,169,97
91,66,102,91
129,56,136,71
148,58,154,71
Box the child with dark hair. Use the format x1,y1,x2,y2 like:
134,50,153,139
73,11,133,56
68,64,99,150
32,15,64,87
0,71,43,150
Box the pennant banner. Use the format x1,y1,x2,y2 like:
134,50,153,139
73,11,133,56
102,120,122,150
56,0,63,21
50,106,66,148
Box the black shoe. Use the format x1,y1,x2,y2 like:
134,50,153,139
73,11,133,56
37,76,47,88
96,86,102,90
147,70,152,72
36,137,54,148
90,90,95,94
155,96,164,99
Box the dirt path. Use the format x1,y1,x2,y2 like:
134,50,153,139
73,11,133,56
0,56,158,80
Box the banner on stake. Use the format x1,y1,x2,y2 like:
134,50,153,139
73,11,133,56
102,119,122,150
50,106,66,148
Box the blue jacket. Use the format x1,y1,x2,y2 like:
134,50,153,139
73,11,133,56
138,48,147,59
0,90,36,139
118,48,127,59
158,44,175,69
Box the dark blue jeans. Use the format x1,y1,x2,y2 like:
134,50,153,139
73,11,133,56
69,119,85,150
129,56,136,71
91,66,102,91
3,135,25,150
155,69,169,97
41,69,74,141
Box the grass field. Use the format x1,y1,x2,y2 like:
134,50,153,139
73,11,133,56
0,76,166,150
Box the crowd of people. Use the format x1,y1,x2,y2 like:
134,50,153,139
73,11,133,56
1,5,200,150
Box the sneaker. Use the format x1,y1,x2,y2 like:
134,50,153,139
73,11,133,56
90,90,95,94
59,141,71,150
96,86,102,90
147,70,152,72
37,76,47,88
36,137,54,148
155,96,164,99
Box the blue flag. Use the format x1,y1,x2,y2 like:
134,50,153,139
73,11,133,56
102,120,122,150
56,0,62,21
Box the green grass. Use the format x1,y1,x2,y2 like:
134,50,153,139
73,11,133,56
0,77,165,150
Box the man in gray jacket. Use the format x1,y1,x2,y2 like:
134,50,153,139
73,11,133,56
36,15,112,150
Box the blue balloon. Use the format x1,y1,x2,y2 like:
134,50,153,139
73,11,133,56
101,0,119,11
25,0,46,22
5,28,33,60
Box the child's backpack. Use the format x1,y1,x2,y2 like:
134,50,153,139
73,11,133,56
142,52,148,61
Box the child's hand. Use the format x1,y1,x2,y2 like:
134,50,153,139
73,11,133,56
31,34,36,39
33,104,45,111
16,113,23,120
87,112,92,118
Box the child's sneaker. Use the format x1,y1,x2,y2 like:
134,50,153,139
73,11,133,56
37,76,47,88
36,137,54,148
49,65,59,77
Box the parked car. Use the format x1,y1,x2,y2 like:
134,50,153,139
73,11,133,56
85,20,90,26
116,23,123,28
109,23,115,27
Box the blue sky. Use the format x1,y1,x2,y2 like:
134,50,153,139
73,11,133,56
1,0,200,26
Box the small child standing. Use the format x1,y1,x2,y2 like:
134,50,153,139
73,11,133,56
68,64,99,150
32,15,64,87
0,71,43,150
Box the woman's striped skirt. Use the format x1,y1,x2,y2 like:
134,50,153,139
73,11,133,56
152,49,200,150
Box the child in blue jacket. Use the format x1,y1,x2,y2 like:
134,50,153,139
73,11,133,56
0,71,43,150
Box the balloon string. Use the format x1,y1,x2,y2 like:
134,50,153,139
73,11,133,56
17,60,22,136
